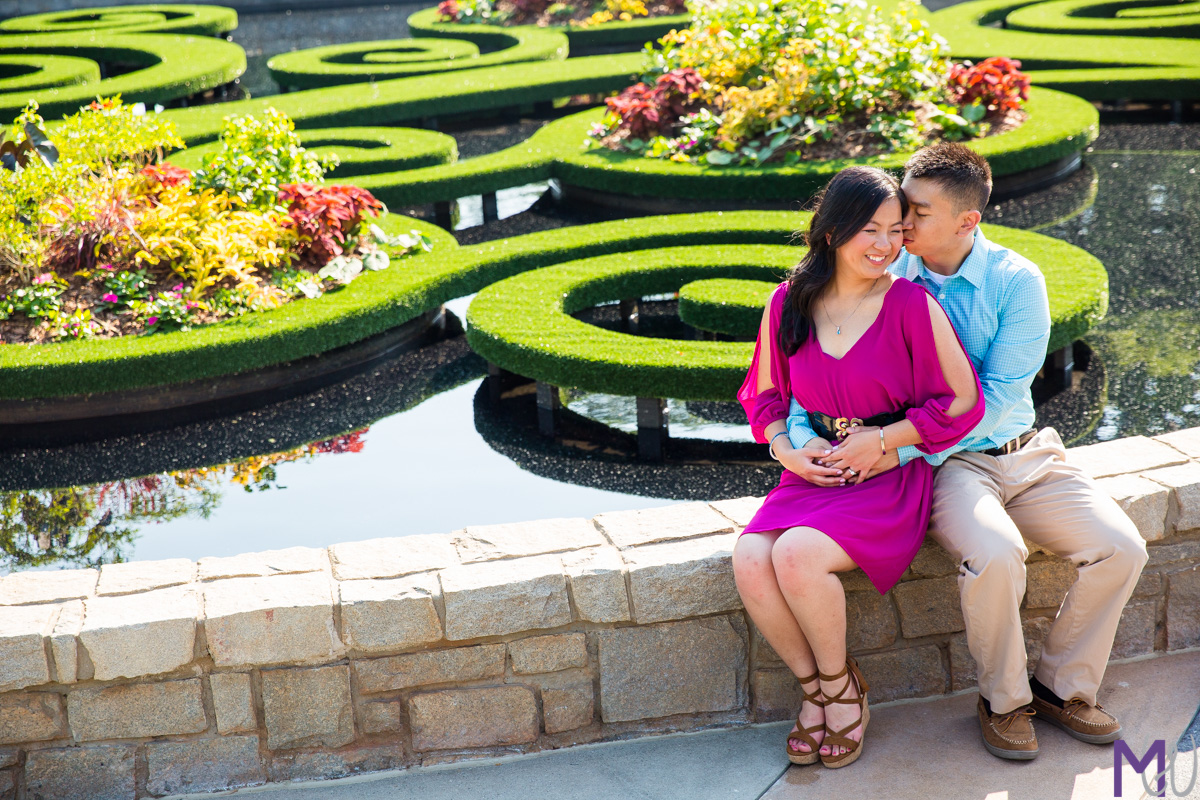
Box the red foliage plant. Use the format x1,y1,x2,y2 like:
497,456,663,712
605,68,705,139
312,429,368,454
278,183,385,261
947,57,1030,117
436,0,460,21
140,163,192,192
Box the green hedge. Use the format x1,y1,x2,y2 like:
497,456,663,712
1005,0,1200,38
169,126,459,178
0,5,238,36
931,0,1200,100
406,6,689,51
0,32,246,119
266,30,567,90
0,53,98,94
466,220,1108,400
677,278,773,337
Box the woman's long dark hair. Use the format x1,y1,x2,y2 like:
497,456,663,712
778,166,908,356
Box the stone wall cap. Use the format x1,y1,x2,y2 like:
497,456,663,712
1153,429,1200,459
0,569,97,606
330,533,459,581
96,558,196,596
440,553,566,592
708,496,762,529
593,502,735,549
1067,435,1188,479
198,546,329,581
83,584,199,629
203,571,335,617
454,518,606,563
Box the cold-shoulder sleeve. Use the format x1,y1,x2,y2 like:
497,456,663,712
900,281,985,454
738,282,791,443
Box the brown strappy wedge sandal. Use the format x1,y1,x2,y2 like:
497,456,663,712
818,656,870,769
786,673,827,765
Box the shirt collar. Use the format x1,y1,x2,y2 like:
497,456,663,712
903,228,990,289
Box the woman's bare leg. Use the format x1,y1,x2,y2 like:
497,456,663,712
771,526,862,757
733,531,823,753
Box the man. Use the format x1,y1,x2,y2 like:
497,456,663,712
785,143,1148,760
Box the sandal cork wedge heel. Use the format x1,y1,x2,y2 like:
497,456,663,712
819,657,870,769
786,673,827,765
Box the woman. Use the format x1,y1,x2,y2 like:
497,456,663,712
735,166,984,769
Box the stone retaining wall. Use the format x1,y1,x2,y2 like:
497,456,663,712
2,430,1200,798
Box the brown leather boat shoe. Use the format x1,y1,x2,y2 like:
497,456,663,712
1030,695,1122,744
978,697,1038,760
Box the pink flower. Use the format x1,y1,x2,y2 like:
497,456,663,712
102,293,118,303
33,273,55,285
172,284,183,292
99,263,116,271
146,316,159,326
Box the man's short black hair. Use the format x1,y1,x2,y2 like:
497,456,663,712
903,143,993,214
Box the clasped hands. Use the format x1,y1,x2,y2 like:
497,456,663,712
779,425,900,486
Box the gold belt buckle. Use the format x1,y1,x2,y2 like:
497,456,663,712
834,417,864,441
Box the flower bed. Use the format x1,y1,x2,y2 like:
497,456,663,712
433,0,686,30
589,0,1031,168
0,99,432,344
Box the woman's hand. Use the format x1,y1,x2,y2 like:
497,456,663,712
778,437,845,487
820,427,884,483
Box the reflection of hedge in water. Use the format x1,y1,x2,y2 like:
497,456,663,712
984,161,1098,232
473,380,779,501
0,327,484,491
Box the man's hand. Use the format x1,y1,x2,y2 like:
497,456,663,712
820,427,885,482
849,447,900,484
778,437,845,487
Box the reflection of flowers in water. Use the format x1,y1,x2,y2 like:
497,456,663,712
0,429,368,573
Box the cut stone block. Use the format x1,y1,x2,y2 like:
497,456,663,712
146,735,266,796
50,600,83,684
1144,462,1200,533
1112,599,1157,659
543,682,594,734
454,518,605,563
80,585,198,680
893,576,964,638
0,749,16,768
593,502,734,549
329,533,458,581
0,569,96,606
905,541,959,578
1135,571,1164,598
0,603,56,692
751,625,783,667
68,679,207,741
1023,616,1053,674
359,699,402,734
1148,539,1200,567
948,633,976,692
198,546,329,581
624,533,742,624
355,644,505,694
1097,474,1170,542
0,692,66,745
261,665,354,750
441,555,570,640
96,558,195,596
510,633,587,674
708,496,763,528
409,686,538,751
266,742,405,784
1067,435,1187,479
1168,565,1200,650
846,590,898,651
210,672,256,735
561,547,630,623
597,616,746,723
25,744,136,800
751,669,803,722
1024,558,1079,609
203,572,343,668
339,572,442,654
856,645,947,703
1153,428,1200,459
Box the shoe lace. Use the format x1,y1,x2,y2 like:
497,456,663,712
1064,697,1102,715
995,706,1034,733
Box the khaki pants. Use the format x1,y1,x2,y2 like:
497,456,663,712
930,428,1149,715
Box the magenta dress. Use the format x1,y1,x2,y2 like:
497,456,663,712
738,278,985,593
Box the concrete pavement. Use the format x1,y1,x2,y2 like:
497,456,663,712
176,651,1200,800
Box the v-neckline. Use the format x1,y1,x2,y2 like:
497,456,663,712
815,280,897,362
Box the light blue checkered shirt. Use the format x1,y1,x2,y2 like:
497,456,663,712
786,227,1051,466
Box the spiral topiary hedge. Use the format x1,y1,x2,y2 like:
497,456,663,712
466,220,1109,400
266,29,568,90
0,53,99,93
677,278,772,337
406,6,689,52
0,5,238,36
1004,0,1200,38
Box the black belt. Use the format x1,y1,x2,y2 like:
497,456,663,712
808,409,908,442
981,428,1038,457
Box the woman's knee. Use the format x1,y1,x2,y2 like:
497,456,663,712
733,535,779,597
771,528,839,587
